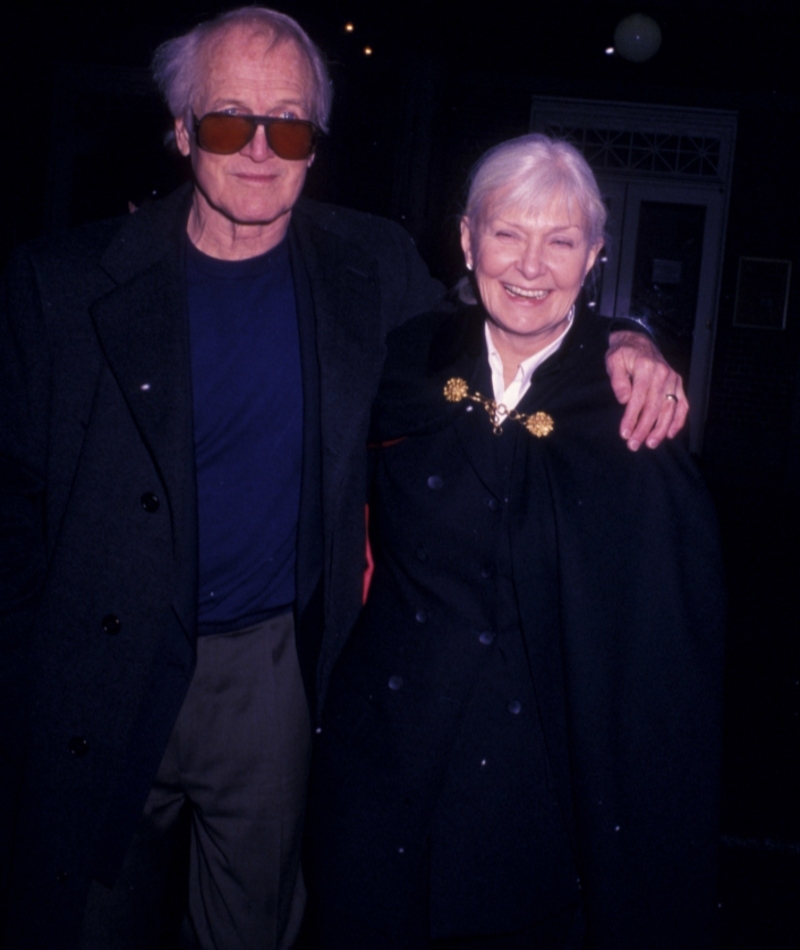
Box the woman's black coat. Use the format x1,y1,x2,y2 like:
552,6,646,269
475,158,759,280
307,305,725,948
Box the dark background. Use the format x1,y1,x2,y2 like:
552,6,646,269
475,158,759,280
3,2,799,945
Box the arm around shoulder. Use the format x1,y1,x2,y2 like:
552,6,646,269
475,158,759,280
606,327,689,451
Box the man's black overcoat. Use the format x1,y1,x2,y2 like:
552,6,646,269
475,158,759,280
308,306,726,948
0,185,443,947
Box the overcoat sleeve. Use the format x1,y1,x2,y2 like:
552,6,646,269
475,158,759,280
0,191,201,945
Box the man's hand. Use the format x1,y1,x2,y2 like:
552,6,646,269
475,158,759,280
606,331,689,451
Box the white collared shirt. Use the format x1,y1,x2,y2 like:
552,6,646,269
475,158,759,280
484,306,575,414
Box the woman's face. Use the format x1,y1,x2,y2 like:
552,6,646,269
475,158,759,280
461,195,601,356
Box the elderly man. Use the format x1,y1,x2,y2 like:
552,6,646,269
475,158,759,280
0,7,686,950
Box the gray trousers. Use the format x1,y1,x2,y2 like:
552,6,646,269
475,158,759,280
80,612,311,950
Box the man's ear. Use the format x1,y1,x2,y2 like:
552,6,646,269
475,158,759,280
174,117,191,158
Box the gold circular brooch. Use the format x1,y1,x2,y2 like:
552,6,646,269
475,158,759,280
524,412,555,438
443,378,469,402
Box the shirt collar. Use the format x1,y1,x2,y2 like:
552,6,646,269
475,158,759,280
484,305,575,408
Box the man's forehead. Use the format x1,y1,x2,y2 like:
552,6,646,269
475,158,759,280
198,25,312,93
201,25,303,75
196,26,312,104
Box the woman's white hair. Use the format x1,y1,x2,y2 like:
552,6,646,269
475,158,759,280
458,133,606,304
463,133,607,246
152,6,333,132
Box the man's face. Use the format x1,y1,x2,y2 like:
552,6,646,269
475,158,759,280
175,27,315,238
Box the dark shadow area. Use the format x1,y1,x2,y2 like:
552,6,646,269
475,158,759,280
720,844,800,949
711,485,800,948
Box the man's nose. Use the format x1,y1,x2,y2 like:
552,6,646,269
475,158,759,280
241,124,272,161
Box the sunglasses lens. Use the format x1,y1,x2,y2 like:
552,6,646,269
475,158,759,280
195,114,319,159
267,120,317,160
196,114,254,154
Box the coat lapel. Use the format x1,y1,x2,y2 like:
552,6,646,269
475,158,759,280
90,191,197,635
441,310,511,501
90,257,193,510
451,384,511,503
289,208,386,539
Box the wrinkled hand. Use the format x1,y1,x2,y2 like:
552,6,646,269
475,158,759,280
606,331,688,451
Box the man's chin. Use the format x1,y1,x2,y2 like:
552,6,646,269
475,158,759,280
187,192,295,257
192,185,296,227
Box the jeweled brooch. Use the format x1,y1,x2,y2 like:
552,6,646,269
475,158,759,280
444,377,554,437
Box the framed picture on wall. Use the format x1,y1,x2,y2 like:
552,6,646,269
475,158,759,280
733,257,791,330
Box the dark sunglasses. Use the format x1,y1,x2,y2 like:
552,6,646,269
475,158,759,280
193,113,321,160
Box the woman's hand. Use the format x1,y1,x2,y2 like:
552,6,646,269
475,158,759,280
606,331,689,451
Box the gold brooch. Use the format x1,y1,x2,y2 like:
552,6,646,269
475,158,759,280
444,377,554,437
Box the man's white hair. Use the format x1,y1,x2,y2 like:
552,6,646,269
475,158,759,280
152,6,333,132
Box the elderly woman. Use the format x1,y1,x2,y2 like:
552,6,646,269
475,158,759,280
306,135,724,949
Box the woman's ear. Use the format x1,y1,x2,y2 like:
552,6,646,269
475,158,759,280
584,240,604,277
460,218,474,271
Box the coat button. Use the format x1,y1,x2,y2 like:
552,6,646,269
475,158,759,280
69,736,89,757
479,631,495,645
415,609,429,623
102,614,121,635
140,492,160,513
480,564,495,579
427,475,443,490
507,699,522,715
388,675,404,691
487,497,501,511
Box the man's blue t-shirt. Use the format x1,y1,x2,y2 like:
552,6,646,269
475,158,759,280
186,236,303,634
